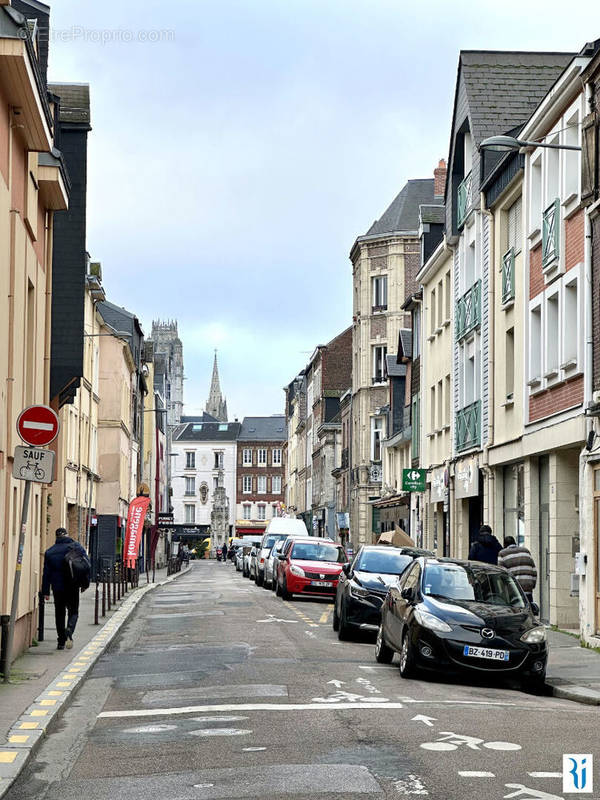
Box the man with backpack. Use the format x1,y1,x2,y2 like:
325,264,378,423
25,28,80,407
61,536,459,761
42,527,91,650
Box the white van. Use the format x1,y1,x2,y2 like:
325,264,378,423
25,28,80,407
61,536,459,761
255,518,309,586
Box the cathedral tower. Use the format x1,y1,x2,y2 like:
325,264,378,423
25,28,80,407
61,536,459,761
206,350,228,422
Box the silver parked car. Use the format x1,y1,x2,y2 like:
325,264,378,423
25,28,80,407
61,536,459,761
264,540,285,589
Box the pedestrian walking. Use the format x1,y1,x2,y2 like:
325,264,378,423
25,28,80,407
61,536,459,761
42,528,91,650
468,524,502,565
498,536,537,602
222,541,228,562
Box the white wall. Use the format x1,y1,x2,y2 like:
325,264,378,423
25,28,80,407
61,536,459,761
171,439,237,527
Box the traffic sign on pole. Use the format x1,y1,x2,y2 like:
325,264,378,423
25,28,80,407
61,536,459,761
12,446,55,484
16,405,59,447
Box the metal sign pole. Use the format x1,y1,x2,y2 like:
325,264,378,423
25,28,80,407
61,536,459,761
2,479,32,683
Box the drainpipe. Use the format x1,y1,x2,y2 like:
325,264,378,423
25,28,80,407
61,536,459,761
480,201,496,530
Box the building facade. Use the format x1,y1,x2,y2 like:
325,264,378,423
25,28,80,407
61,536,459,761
236,416,287,537
349,168,443,546
150,320,184,427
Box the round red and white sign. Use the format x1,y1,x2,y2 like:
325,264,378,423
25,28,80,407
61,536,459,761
17,405,60,447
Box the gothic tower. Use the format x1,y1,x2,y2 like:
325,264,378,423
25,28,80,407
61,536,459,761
206,350,228,422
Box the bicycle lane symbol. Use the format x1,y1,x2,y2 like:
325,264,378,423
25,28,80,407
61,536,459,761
420,731,522,752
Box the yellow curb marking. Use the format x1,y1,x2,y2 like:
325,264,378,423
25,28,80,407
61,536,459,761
40,700,57,707
9,735,29,744
319,608,332,624
47,691,63,697
0,752,18,764
29,710,48,717
56,682,71,688
19,723,38,730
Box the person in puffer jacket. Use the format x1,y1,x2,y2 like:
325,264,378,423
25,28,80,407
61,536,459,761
468,524,502,565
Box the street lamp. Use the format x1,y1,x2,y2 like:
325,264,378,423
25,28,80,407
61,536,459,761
479,134,581,152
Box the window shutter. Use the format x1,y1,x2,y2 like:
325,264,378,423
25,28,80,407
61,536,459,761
581,111,597,203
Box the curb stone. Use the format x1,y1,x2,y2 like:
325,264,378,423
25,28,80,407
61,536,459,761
548,681,600,706
0,566,190,798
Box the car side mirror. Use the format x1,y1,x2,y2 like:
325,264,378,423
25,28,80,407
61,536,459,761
342,563,352,576
530,601,540,616
401,587,414,601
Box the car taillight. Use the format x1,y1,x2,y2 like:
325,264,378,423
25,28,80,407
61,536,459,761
260,558,264,564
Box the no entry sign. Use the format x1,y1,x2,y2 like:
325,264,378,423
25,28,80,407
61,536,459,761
16,405,60,447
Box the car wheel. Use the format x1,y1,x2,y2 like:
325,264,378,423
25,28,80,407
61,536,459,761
375,625,394,664
332,601,340,632
281,577,292,601
399,631,416,678
263,574,271,589
273,573,279,592
521,670,547,695
337,602,352,641
256,572,263,587
275,577,282,596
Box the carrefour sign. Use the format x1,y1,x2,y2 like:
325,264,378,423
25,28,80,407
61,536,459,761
402,468,426,492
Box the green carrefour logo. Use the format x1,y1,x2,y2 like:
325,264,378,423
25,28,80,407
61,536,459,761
402,468,426,492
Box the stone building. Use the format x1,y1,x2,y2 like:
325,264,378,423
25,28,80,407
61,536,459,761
349,167,444,545
150,320,184,427
206,351,228,422
236,416,287,538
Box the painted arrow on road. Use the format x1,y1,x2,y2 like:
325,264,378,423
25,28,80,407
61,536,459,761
327,680,345,688
411,714,437,727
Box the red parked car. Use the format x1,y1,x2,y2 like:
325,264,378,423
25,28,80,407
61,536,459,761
275,538,346,599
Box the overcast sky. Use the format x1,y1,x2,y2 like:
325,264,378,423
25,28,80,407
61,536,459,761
47,0,593,419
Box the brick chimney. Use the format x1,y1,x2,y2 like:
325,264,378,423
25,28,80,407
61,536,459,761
434,159,447,197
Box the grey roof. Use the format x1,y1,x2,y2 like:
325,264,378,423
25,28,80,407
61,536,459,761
459,51,574,145
366,179,441,237
397,329,412,362
181,413,219,424
239,416,287,442
174,421,242,442
420,204,446,225
386,355,406,378
48,83,91,126
97,299,143,337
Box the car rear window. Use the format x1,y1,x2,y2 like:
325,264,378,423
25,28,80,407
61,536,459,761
355,551,413,574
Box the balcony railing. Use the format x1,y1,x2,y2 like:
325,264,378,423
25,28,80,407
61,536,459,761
456,399,481,452
457,170,472,228
502,248,515,305
455,280,481,340
542,198,559,268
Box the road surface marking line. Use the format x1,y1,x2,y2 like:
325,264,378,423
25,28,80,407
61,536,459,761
47,691,63,697
0,752,18,764
56,682,71,688
98,701,406,719
39,700,57,707
19,723,38,730
528,773,562,778
319,610,331,623
29,710,48,717
458,771,495,778
9,735,29,744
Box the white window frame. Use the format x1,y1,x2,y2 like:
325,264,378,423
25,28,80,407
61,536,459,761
257,448,267,467
562,266,582,372
185,476,195,496
243,504,252,520
184,504,195,524
257,475,267,494
544,284,561,383
371,416,384,462
272,475,282,494
243,475,252,494
243,448,252,466
372,274,388,311
257,504,266,521
372,345,387,384
185,451,195,469
272,448,282,466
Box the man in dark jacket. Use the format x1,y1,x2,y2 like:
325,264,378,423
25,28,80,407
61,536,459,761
42,528,89,650
468,524,502,565
222,541,228,562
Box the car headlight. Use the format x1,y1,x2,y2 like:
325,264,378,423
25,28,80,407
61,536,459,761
414,608,452,633
349,583,370,599
520,626,547,644
290,565,305,577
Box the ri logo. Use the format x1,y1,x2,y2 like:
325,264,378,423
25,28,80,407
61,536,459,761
563,754,593,794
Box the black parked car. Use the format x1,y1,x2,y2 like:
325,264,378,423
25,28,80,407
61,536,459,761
333,545,432,640
375,557,547,691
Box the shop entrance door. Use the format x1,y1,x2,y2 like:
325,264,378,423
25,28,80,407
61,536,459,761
538,456,550,623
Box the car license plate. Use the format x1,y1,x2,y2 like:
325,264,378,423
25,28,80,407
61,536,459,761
311,581,333,587
463,645,509,661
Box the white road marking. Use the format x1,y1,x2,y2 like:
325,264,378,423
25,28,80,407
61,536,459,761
243,746,267,752
503,784,563,799
328,679,345,688
193,784,215,789
411,715,436,727
190,716,249,723
124,724,178,734
483,741,522,751
459,771,496,778
420,742,456,751
393,774,429,795
305,630,316,638
98,702,406,719
189,728,252,737
257,615,299,624
359,665,396,671
527,773,562,779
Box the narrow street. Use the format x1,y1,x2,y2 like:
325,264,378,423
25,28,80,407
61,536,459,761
8,562,598,800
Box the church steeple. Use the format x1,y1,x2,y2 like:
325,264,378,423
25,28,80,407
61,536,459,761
206,350,228,422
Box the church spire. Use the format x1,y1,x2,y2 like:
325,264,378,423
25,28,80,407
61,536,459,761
206,350,228,422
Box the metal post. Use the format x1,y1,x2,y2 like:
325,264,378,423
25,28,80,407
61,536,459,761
112,566,116,607
94,580,99,625
116,564,121,601
37,591,45,642
102,571,106,617
2,480,32,682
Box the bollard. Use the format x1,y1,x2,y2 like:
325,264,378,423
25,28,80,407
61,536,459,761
102,572,106,617
94,580,99,625
112,566,116,607
37,591,45,642
106,570,112,612
117,564,121,601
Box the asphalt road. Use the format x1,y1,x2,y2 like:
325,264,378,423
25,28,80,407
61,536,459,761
9,560,599,800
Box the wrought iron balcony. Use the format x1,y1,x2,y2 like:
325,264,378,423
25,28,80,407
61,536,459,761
456,399,481,452
542,198,559,268
456,170,472,228
455,280,481,340
501,248,515,305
